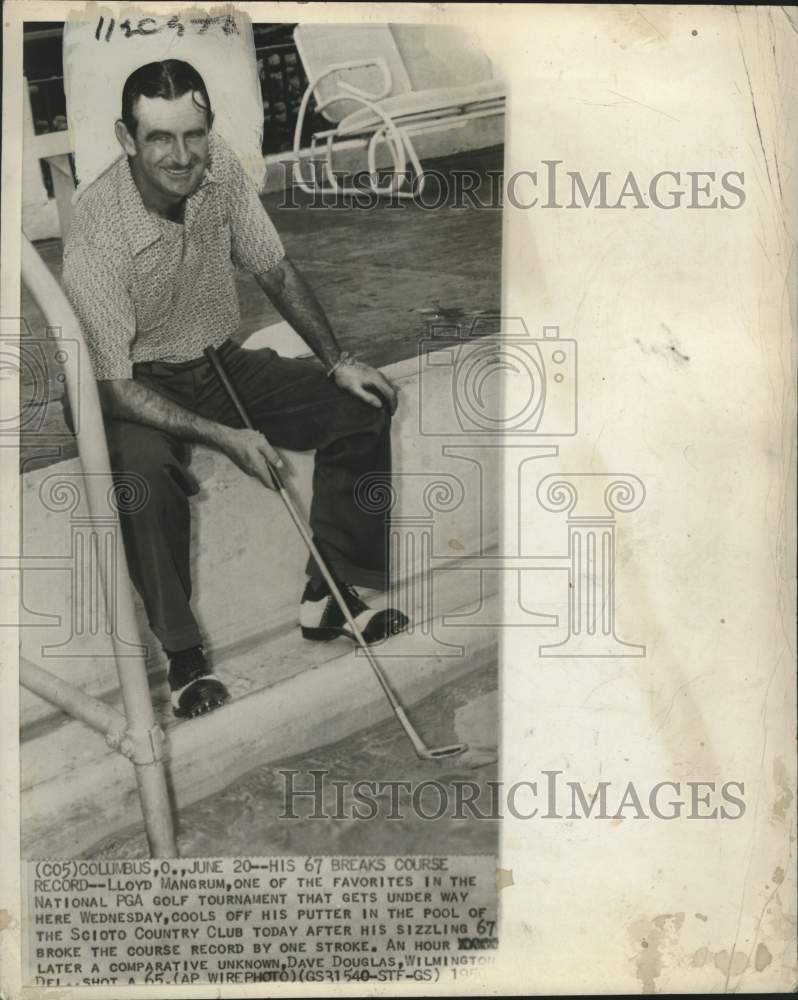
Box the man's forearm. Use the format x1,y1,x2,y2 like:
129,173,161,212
98,378,230,448
98,379,284,489
255,256,342,370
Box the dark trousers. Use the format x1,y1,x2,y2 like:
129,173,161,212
92,341,391,652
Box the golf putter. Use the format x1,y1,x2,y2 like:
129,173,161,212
204,346,468,761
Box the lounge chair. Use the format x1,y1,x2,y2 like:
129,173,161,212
291,23,505,198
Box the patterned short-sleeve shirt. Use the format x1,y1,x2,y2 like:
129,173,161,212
62,132,285,380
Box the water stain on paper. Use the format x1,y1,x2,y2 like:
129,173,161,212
691,941,774,977
629,912,685,993
691,946,747,975
606,7,672,47
713,948,749,976
755,942,773,971
691,946,709,967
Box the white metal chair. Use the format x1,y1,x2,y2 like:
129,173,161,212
291,23,505,198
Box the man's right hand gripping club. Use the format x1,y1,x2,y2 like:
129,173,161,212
217,426,283,490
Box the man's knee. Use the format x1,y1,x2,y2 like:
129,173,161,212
320,393,390,448
354,398,391,435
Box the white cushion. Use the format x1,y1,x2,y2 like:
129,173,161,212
294,24,412,125
336,81,505,137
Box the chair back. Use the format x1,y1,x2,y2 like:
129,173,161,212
390,24,496,90
294,23,413,124
294,22,497,126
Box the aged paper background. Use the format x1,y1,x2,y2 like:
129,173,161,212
2,2,797,996
498,4,797,994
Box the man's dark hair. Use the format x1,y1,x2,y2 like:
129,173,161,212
121,60,213,137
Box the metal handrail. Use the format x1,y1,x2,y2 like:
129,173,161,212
20,235,177,858
20,656,127,746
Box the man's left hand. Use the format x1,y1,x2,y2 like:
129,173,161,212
333,358,399,415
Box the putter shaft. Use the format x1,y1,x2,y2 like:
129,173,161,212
204,346,464,760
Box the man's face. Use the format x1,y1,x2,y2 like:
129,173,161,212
120,91,211,203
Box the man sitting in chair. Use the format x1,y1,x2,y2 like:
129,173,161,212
63,59,408,720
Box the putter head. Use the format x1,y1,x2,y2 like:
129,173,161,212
422,743,469,760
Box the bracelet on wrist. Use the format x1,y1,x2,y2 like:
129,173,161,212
326,351,357,379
